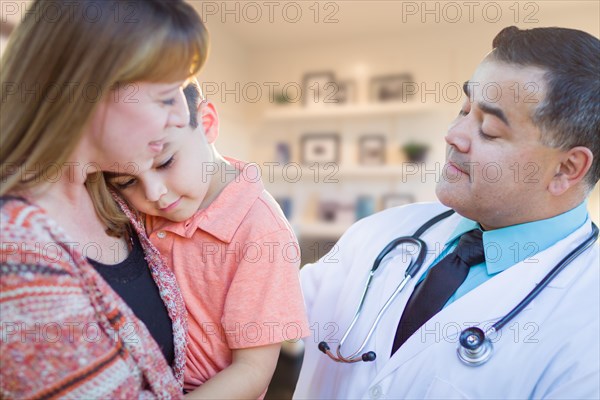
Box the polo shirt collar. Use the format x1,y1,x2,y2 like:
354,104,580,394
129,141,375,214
148,158,264,243
446,201,589,275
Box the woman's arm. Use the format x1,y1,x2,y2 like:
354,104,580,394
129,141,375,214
185,343,281,399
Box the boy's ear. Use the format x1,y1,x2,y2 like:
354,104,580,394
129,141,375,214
199,100,219,144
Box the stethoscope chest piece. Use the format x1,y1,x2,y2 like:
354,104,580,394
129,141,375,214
457,327,493,367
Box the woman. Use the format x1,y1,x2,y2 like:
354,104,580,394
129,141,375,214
0,0,208,398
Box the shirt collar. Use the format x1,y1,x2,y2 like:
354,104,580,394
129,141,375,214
147,158,264,243
446,201,589,275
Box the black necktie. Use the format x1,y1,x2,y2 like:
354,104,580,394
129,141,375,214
391,229,485,355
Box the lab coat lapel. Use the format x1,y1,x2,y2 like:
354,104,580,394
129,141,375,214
372,219,594,383
373,212,461,372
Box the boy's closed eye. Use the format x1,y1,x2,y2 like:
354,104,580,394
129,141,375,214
107,155,176,190
109,175,137,190
157,155,176,170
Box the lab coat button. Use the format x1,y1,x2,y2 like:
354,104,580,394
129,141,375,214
157,231,166,239
369,385,382,399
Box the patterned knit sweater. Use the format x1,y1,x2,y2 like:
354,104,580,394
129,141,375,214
0,196,188,399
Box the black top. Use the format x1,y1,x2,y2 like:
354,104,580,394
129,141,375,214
88,233,175,366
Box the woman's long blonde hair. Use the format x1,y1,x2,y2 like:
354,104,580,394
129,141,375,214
1,0,209,236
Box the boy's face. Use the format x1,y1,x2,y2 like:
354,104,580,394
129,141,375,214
107,124,215,222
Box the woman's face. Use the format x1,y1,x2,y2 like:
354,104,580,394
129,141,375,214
85,81,190,175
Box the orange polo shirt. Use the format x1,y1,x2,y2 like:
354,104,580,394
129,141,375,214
146,160,309,391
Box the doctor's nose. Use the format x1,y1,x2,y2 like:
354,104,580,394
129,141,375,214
445,119,471,154
144,181,168,203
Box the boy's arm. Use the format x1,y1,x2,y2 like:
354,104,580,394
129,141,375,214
184,343,282,399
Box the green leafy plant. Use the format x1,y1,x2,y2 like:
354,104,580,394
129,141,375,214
274,91,292,105
401,141,430,163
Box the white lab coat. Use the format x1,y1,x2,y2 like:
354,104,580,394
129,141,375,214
294,202,600,399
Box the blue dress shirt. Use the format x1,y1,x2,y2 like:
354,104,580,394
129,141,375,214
417,202,589,308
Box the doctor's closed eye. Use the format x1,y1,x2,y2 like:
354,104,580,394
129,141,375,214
457,106,497,140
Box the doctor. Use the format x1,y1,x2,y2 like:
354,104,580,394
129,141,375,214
295,26,599,399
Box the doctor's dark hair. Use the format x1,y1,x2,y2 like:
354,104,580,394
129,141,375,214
491,26,600,188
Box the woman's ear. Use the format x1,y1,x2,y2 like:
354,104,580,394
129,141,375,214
548,146,593,196
199,100,219,144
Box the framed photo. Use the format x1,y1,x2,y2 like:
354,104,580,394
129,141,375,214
318,200,355,224
370,73,414,103
318,201,339,222
381,193,415,209
302,71,337,107
358,135,386,165
335,80,357,105
300,133,340,165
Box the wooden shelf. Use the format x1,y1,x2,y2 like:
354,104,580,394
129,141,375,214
264,164,421,182
293,221,351,238
264,102,432,122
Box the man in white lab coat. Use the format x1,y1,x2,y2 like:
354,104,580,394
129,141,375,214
295,26,600,399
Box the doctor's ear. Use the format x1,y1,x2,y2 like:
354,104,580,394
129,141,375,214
548,146,593,196
198,100,219,144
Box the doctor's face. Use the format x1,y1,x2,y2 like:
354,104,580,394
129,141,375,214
436,58,566,230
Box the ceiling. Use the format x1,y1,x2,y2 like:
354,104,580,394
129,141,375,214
1,1,597,48
188,0,599,50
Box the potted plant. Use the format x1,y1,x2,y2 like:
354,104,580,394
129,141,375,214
401,141,430,163
274,91,293,106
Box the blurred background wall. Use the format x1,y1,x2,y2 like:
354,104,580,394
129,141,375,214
169,3,600,397
1,1,598,398
187,1,600,269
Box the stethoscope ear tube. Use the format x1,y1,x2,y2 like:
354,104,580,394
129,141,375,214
318,210,456,363
491,222,598,333
457,223,598,367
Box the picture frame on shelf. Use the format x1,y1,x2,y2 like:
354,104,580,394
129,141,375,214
318,201,339,222
302,71,337,107
381,193,415,209
318,200,355,224
370,73,415,103
358,134,387,165
300,133,340,165
334,80,357,105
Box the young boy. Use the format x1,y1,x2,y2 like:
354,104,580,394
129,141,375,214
106,80,309,398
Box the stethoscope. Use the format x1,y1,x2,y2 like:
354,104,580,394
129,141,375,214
318,209,599,367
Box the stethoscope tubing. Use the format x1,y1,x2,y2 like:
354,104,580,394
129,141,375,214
489,222,599,334
324,210,455,362
319,209,599,365
336,239,423,361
